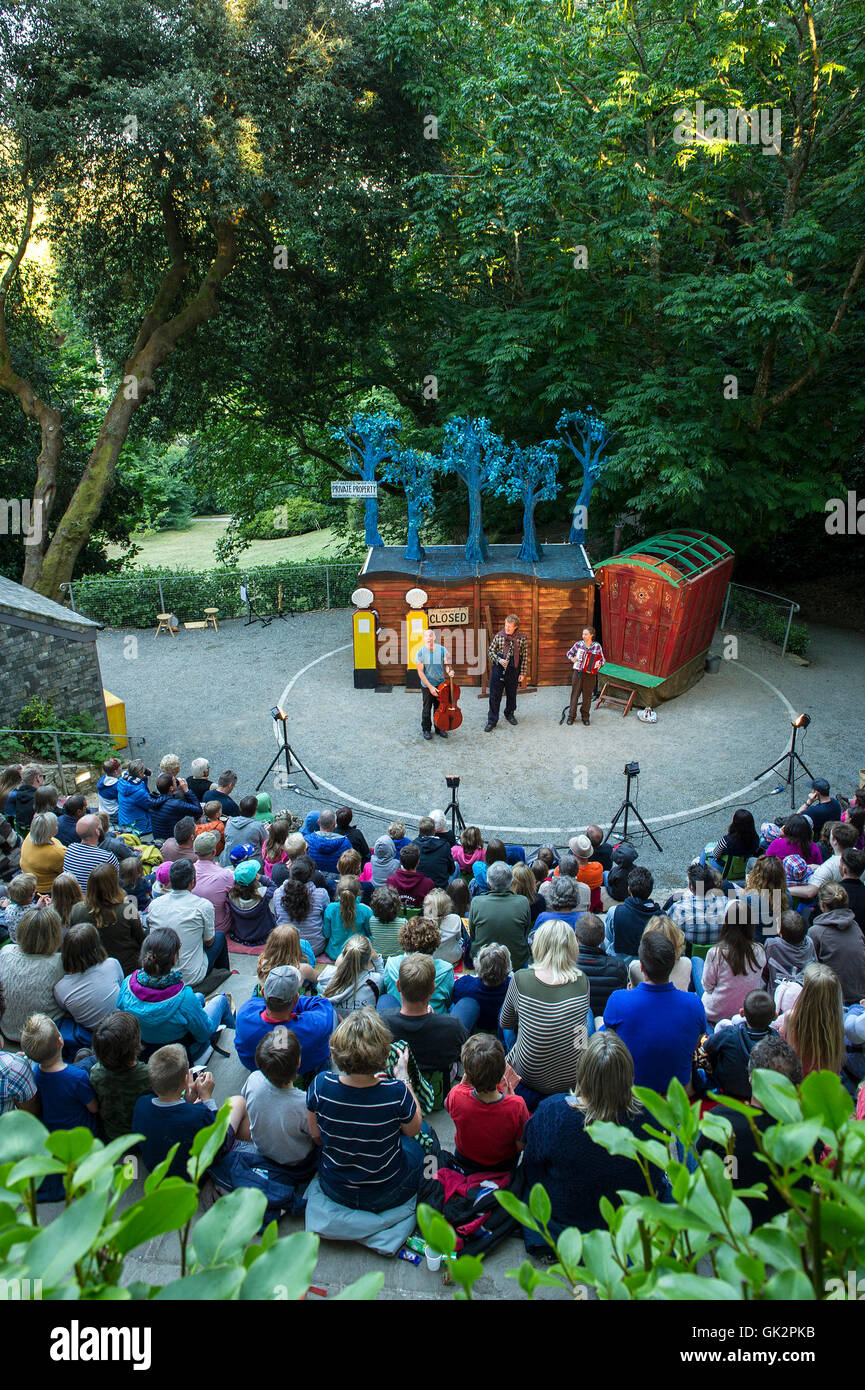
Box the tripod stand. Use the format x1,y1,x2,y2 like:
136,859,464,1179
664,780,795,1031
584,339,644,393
256,715,318,793
445,783,466,838
604,767,662,853
753,721,813,808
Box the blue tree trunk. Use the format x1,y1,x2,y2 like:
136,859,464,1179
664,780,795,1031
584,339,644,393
363,459,384,548
465,479,489,563
569,473,593,545
405,501,424,562
517,496,540,562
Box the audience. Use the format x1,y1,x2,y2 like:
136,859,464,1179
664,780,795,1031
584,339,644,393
422,887,464,966
450,941,512,1033
386,843,434,910
160,816,199,863
664,862,729,944
146,858,229,990
380,916,455,1014
116,927,235,1062
53,922,124,1032
242,1029,317,1176
0,872,38,942
0,905,65,1043
381,953,467,1098
775,962,845,1078
452,825,485,874
274,858,330,955
698,902,767,1025
90,1011,152,1141
840,847,865,935
445,1034,528,1172
533,874,587,931
150,773,202,842
412,817,455,887
322,874,372,960
701,989,775,1099
604,866,660,958
318,936,384,1016
628,915,692,992
20,813,67,893
368,885,407,961
573,913,628,1015
69,861,147,975
304,809,351,875
21,1013,99,1134
234,964,335,1074
55,793,87,847
763,909,817,992
187,758,213,802
336,806,370,865
63,814,119,892
256,924,317,991
189,831,234,934
133,1044,247,1179
117,761,156,836
227,859,276,947
4,764,44,833
806,883,865,1004
603,931,706,1094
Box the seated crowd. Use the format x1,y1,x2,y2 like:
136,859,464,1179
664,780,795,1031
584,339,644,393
1,754,863,1254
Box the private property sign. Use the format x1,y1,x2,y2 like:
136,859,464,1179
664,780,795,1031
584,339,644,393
331,481,378,498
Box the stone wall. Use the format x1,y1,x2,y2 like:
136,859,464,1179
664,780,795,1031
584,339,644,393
0,622,108,732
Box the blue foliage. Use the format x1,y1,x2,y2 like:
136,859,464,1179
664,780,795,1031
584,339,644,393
439,416,507,563
382,447,437,561
556,409,614,545
331,412,402,548
491,440,560,562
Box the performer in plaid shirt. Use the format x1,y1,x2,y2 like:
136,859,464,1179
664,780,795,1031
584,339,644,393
567,627,605,725
485,614,528,732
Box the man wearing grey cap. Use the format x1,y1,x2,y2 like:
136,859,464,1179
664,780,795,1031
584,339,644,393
192,832,235,934
234,965,336,1076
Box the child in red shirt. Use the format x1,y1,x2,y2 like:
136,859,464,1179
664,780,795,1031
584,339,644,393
445,1034,529,1172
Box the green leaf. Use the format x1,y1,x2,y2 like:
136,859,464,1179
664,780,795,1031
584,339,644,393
332,1271,386,1300
749,1226,808,1273
655,1272,743,1300
45,1128,96,1164
799,1070,852,1129
750,1071,802,1124
416,1203,458,1253
144,1148,180,1194
632,1087,678,1132
186,1103,231,1184
0,1112,49,1164
5,1154,68,1186
761,1120,823,1169
112,1186,200,1256
556,1226,583,1279
239,1232,319,1301
190,1187,267,1268
494,1189,539,1232
71,1136,146,1191
528,1183,552,1227
155,1266,246,1300
260,1220,278,1252
764,1269,816,1300
449,1253,484,1296
587,1119,640,1158
19,1189,108,1285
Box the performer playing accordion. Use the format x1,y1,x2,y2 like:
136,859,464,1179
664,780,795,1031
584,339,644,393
566,626,605,726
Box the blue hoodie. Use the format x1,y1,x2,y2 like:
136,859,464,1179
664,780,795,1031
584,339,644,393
150,791,202,841
235,994,336,1072
304,829,352,875
117,775,157,833
117,972,218,1046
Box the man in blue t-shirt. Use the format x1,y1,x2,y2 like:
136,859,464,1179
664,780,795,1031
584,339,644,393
415,628,453,742
602,930,706,1095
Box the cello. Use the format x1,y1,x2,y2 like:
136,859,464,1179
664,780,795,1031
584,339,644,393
434,666,463,733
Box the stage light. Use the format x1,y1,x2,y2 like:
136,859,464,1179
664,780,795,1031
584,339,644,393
791,713,811,729
271,705,287,723
75,770,91,786
624,761,640,777
445,775,460,789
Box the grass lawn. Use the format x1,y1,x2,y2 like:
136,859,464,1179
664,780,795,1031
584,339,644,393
105,515,344,570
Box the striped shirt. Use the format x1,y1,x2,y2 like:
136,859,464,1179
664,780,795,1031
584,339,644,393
63,842,119,892
307,1071,416,1205
500,968,589,1095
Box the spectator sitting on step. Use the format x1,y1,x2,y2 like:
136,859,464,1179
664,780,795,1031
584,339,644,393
386,843,435,912
627,916,692,993
602,930,706,1095
69,860,147,976
274,859,329,956
451,825,485,874
335,806,370,865
227,859,277,948
255,924,318,994
0,872,38,943
133,1043,247,1180
98,814,142,866
53,922,124,1033
63,815,120,894
422,887,464,966
511,862,545,926
573,913,627,1017
318,935,384,1018
469,860,532,971
19,813,66,894
701,990,776,1099
775,962,845,1078
702,808,760,879
195,801,226,858
148,773,202,844
0,763,23,818
33,783,63,819
445,1033,528,1173
765,813,822,869
189,831,234,935
368,885,407,962
262,817,292,878
584,824,613,874
572,835,604,912
21,1013,99,1134
205,771,240,818
56,793,88,847
732,856,789,942
788,821,858,904
49,872,84,932
359,835,398,896
388,820,411,854
90,1010,152,1142
235,964,335,1075
220,795,267,865
0,803,21,886
533,873,588,935
303,809,352,876
116,927,235,1061
797,777,843,839
606,842,639,903
117,761,157,838
499,920,591,1112
380,952,467,1098
241,1029,317,1176
118,856,151,918
0,905,64,1044
4,764,44,834
160,816,199,864
763,909,817,994
380,916,455,1014
807,883,865,1005
147,857,230,991
663,862,729,946
470,838,508,898
603,866,661,959
699,901,767,1026
839,847,865,935
187,758,213,803
412,817,455,888
450,941,512,1034
322,875,372,961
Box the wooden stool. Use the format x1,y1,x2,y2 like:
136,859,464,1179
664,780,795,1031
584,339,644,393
155,613,175,638
595,680,636,718
204,607,219,632
183,620,207,630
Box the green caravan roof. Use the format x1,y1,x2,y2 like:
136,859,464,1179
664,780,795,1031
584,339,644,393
594,530,733,587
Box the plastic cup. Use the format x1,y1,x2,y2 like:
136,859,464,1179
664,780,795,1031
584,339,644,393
424,1246,442,1272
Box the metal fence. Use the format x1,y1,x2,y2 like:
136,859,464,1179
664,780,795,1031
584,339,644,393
61,561,363,630
0,727,145,795
719,582,807,658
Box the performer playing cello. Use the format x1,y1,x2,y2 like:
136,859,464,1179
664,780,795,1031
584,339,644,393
567,626,605,726
416,628,453,740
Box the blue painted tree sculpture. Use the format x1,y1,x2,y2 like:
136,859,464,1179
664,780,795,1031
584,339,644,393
382,447,437,562
440,416,507,564
492,441,560,563
556,408,614,545
331,412,402,548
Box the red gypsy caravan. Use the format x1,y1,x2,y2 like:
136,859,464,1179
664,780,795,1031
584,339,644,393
594,530,734,707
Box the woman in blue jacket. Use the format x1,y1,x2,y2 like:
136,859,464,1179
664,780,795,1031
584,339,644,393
117,761,157,837
116,926,235,1062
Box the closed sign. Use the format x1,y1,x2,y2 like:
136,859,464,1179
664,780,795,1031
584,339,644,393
427,607,469,626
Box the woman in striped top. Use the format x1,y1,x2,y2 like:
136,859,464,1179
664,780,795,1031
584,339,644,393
499,920,590,1108
306,1009,424,1212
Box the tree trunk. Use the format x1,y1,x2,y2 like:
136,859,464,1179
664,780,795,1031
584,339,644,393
33,216,238,600
517,496,540,562
405,499,424,562
362,460,384,548
569,470,593,545
464,471,489,563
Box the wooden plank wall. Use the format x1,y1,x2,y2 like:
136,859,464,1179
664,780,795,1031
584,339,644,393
364,574,595,686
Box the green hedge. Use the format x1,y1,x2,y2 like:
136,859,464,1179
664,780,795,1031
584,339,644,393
726,592,810,656
70,559,364,629
239,498,331,540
